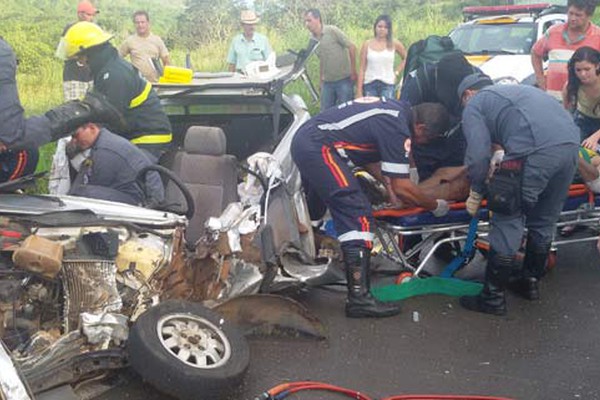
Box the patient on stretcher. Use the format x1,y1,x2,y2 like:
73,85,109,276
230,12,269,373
356,121,470,208
578,147,600,193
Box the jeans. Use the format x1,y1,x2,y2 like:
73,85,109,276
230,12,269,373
321,77,354,111
363,80,395,99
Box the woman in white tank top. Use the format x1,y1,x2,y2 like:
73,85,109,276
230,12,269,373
356,15,407,99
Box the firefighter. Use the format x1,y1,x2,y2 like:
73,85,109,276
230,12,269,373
291,97,451,318
60,22,173,162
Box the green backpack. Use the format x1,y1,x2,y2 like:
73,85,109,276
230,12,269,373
402,35,462,81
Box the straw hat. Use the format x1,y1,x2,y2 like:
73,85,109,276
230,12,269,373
241,10,260,24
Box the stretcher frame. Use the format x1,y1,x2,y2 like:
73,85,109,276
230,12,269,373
373,184,600,278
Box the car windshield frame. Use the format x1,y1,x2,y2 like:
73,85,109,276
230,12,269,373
450,21,536,55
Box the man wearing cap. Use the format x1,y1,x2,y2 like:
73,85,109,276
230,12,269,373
61,22,173,162
0,37,123,184
227,10,272,73
67,122,164,205
304,8,358,111
291,98,452,318
58,0,98,102
457,73,579,316
119,10,171,83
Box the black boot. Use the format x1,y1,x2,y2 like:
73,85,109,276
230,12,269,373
509,239,550,301
44,91,126,141
460,251,511,316
344,248,401,318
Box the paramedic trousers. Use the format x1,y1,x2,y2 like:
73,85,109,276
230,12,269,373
291,127,374,251
489,143,578,257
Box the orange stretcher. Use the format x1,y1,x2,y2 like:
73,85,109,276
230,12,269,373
372,184,600,278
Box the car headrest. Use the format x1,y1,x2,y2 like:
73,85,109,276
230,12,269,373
183,126,226,156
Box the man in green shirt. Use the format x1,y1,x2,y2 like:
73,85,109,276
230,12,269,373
304,8,358,111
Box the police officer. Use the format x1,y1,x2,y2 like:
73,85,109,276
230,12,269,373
457,74,580,316
0,37,120,184
60,22,172,162
291,98,451,318
68,123,164,205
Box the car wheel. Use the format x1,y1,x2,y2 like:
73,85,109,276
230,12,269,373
128,300,249,400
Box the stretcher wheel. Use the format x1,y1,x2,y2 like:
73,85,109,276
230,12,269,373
395,271,414,284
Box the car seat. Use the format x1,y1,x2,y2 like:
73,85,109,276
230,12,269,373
163,126,238,244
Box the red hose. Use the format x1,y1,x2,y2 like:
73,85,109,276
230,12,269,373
382,396,515,400
260,381,515,400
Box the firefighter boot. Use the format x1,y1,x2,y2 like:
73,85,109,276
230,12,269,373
460,251,511,316
344,247,401,318
45,91,126,141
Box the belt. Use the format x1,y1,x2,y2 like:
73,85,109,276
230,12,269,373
130,133,173,145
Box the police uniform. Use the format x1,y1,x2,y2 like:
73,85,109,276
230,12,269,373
460,83,579,315
87,44,172,161
69,128,164,205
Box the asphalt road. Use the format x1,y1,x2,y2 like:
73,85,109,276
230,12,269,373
98,240,600,400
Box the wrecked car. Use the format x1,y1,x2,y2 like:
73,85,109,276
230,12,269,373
0,39,332,400
0,193,250,400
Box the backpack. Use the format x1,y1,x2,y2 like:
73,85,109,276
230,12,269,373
402,35,461,81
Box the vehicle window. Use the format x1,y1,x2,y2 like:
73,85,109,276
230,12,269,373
542,19,563,34
161,98,293,160
450,22,536,54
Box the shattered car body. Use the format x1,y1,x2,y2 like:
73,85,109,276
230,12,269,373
0,194,254,400
0,39,331,400
153,37,341,297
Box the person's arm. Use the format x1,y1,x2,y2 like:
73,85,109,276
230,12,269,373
578,157,600,182
157,37,171,66
118,39,130,59
462,102,493,194
348,42,358,82
394,40,407,78
582,129,600,149
389,176,440,211
530,37,547,90
226,38,237,72
356,41,368,98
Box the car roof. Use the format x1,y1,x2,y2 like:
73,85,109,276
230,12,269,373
154,39,318,98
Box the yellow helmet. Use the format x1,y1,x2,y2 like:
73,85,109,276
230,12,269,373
62,21,112,59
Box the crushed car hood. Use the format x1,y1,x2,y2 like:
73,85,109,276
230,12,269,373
0,194,187,227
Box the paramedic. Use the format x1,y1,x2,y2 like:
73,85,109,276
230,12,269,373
457,74,579,316
291,97,451,318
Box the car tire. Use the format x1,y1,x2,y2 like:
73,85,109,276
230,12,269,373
127,300,250,400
